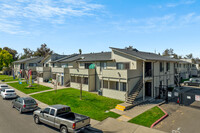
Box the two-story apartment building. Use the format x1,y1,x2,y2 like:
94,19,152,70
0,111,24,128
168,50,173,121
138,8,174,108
48,47,180,103
36,54,67,82
13,57,43,79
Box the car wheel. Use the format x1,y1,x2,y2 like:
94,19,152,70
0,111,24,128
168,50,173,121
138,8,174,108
34,115,40,124
12,104,15,108
19,108,23,114
60,126,68,133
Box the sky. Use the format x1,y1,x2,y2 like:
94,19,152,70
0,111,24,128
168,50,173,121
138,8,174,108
0,0,200,58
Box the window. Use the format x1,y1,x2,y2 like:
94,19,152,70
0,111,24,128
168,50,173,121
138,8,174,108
71,76,75,82
46,64,49,67
166,62,170,71
83,77,88,84
77,77,81,83
52,63,55,67
116,82,119,90
103,80,108,88
50,109,55,116
62,63,68,68
120,83,126,91
116,63,130,70
85,63,92,69
160,62,163,72
29,63,37,67
100,62,107,71
43,108,50,114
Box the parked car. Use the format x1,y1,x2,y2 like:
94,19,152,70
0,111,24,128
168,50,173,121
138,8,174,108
12,97,39,113
184,78,200,86
1,89,17,99
33,104,90,133
0,84,9,94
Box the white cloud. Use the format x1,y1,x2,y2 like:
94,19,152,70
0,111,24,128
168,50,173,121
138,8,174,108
152,0,196,9
0,0,104,34
113,13,200,33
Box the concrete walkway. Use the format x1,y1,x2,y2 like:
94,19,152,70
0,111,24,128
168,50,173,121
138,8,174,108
93,118,166,133
111,100,164,122
36,81,66,89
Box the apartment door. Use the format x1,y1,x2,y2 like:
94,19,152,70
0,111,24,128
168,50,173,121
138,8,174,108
61,76,64,86
145,82,152,97
145,62,152,77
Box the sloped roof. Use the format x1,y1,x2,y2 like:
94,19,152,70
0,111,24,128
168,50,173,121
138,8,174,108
58,52,112,63
51,54,79,63
13,57,43,63
110,47,180,62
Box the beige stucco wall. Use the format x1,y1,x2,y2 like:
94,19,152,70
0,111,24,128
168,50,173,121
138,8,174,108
102,88,125,101
70,82,89,91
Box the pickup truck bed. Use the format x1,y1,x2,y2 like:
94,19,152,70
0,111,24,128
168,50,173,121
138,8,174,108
58,112,89,122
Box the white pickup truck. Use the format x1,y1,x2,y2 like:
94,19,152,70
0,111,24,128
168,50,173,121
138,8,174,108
33,104,90,133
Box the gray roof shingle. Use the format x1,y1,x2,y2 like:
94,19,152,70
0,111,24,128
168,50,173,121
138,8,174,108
13,57,43,63
58,52,112,63
110,47,180,62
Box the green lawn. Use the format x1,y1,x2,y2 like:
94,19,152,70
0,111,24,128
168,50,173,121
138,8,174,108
128,106,165,127
7,82,52,94
0,75,19,82
32,88,122,121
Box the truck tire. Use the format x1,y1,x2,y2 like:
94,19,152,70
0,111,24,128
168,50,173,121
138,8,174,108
34,115,40,124
60,126,68,133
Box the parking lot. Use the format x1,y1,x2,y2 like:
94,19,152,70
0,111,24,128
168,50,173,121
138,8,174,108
154,86,200,133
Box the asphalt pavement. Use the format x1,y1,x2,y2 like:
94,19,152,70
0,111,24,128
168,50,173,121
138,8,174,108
0,97,59,133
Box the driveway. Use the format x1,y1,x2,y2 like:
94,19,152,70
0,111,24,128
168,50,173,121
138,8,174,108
154,102,200,133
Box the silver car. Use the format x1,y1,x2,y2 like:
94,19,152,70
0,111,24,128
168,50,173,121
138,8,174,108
12,97,39,114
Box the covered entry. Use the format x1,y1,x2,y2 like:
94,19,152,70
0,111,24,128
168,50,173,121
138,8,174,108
145,82,152,97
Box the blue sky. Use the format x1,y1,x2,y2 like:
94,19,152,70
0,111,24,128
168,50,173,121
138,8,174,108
0,0,200,57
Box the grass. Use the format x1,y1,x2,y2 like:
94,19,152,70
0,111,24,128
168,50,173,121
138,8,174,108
7,82,52,94
128,106,165,127
32,88,122,121
0,75,19,82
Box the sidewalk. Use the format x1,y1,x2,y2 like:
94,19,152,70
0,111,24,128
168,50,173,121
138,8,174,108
111,100,164,122
93,118,166,133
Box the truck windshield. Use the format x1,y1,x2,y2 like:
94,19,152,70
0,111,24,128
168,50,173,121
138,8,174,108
25,99,36,104
57,107,71,116
6,90,15,93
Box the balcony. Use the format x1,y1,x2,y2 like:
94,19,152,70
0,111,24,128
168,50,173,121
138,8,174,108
102,69,129,80
26,66,36,71
69,68,95,76
51,67,68,73
36,67,51,72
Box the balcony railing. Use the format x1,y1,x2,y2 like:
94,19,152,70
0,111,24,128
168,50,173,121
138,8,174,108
145,69,152,77
36,67,51,72
69,68,95,76
102,69,128,79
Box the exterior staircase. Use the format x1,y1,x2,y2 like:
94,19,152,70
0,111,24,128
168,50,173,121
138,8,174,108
65,80,70,87
125,78,143,104
115,78,143,111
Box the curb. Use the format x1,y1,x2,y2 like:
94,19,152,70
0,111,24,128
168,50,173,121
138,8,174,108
150,106,168,128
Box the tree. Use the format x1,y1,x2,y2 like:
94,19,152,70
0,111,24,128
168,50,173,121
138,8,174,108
79,49,82,55
162,48,174,56
3,47,18,61
185,53,193,59
20,48,34,59
34,43,53,57
0,50,13,70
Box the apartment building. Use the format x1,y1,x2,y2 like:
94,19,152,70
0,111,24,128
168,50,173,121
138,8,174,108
48,47,180,103
36,54,67,82
180,59,197,78
16,47,195,103
13,57,43,79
